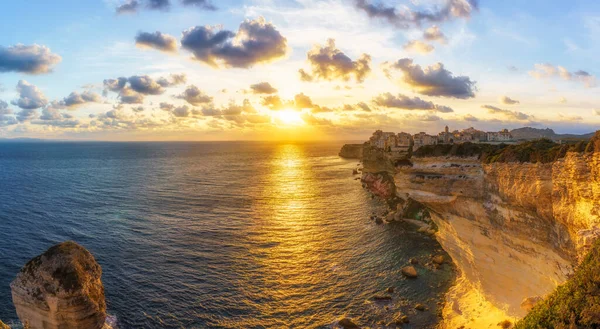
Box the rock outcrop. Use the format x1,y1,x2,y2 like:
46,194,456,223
10,241,106,329
339,144,364,159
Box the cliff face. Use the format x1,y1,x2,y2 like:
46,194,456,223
10,241,106,329
391,152,600,324
339,144,364,159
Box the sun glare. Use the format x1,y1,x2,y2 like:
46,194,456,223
276,109,304,125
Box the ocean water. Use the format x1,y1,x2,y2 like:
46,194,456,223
0,142,454,328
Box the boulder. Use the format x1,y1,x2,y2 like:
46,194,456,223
401,266,418,278
432,255,445,265
11,241,106,329
0,320,10,329
338,317,360,329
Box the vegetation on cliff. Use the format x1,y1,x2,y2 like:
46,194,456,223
414,137,594,164
515,239,600,329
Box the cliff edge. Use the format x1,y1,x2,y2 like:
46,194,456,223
10,241,106,329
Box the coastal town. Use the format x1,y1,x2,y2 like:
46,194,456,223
369,126,514,152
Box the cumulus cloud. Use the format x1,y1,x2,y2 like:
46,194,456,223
0,44,62,74
261,95,288,110
128,75,165,95
172,105,191,117
177,85,213,105
250,82,277,94
423,26,447,43
103,74,184,104
373,92,453,112
61,91,102,108
12,80,48,111
403,40,434,54
147,0,170,10
299,39,371,83
499,95,519,105
383,58,476,98
341,102,372,112
482,105,532,121
529,63,597,87
354,0,478,29
135,31,178,53
119,88,144,104
181,17,288,68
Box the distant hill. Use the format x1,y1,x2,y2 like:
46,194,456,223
510,127,595,141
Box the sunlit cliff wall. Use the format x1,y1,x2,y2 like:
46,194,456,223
391,152,600,323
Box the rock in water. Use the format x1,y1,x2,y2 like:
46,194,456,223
401,266,418,278
10,241,106,329
0,320,10,329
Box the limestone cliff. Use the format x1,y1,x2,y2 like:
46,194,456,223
11,241,106,329
388,151,600,326
339,143,365,159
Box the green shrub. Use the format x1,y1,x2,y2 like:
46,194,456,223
515,239,600,329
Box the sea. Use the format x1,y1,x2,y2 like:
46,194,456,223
0,141,455,328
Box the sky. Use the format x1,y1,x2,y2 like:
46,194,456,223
0,0,599,141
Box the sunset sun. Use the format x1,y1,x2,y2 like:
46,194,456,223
276,109,304,125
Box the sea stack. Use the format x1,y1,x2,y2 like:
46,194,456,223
10,241,106,329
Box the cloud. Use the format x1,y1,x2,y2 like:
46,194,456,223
160,102,175,111
128,75,165,95
61,91,102,107
116,0,140,14
373,92,453,112
463,114,479,121
299,39,371,83
117,0,216,13
529,63,597,87
499,96,519,105
147,0,170,10
119,88,144,104
403,40,434,54
135,31,178,53
181,17,288,68
559,97,567,104
132,106,145,113
293,93,314,109
12,80,47,111
181,0,216,10
157,73,186,87
0,44,62,74
423,26,447,43
40,107,68,120
482,105,532,121
261,95,289,110
177,85,213,105
103,74,183,104
383,58,476,98
250,82,278,94
173,105,191,117
354,0,478,29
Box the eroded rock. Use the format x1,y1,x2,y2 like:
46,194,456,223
10,241,106,329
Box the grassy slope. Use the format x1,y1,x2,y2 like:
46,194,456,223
515,239,600,329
